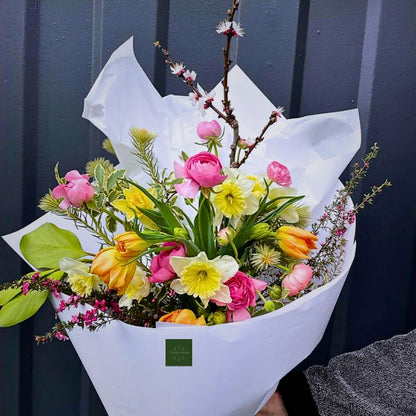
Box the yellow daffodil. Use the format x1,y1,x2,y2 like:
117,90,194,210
169,252,239,307
159,309,206,325
118,267,150,309
246,174,267,199
212,168,259,227
276,225,318,259
112,185,156,228
59,257,102,297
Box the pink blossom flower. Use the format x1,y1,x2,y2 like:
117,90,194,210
171,63,185,76
197,120,222,141
174,151,227,198
215,271,267,322
282,263,313,296
54,331,69,341
183,70,197,82
149,242,186,283
52,170,95,210
22,281,30,295
216,20,245,37
267,161,292,187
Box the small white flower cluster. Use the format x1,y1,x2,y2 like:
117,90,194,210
170,64,197,83
216,20,245,37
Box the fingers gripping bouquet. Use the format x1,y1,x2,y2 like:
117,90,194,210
1,1,390,416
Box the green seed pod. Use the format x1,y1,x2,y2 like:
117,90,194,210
264,300,276,312
269,284,282,300
211,310,227,325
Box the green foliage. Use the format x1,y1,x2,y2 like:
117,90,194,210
20,223,86,268
38,191,62,213
0,288,21,306
102,138,116,155
194,196,215,259
0,290,48,327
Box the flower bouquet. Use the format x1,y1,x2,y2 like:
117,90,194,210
0,2,390,416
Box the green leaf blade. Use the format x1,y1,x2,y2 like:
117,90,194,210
20,223,86,268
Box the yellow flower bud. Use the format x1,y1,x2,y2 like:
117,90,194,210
114,231,150,259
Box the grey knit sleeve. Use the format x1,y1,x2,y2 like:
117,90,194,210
304,329,416,416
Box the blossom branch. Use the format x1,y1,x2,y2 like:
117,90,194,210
235,110,281,167
154,42,231,122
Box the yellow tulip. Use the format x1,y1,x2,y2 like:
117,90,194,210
159,309,206,326
90,247,137,294
114,231,150,259
276,225,318,259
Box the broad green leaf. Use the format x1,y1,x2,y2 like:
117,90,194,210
106,215,117,233
194,196,215,259
20,223,86,268
0,291,48,327
0,288,21,306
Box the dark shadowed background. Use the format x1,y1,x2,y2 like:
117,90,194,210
1,1,415,415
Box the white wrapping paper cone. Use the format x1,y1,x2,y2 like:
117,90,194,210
2,37,361,416
49,221,354,416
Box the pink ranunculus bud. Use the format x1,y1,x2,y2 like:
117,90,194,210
149,242,186,283
267,161,292,187
282,263,313,296
52,170,95,210
174,151,227,198
197,120,222,141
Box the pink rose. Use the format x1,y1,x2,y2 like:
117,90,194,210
52,170,95,210
215,271,267,322
267,161,292,187
282,263,313,296
148,242,186,283
174,151,227,198
197,120,222,140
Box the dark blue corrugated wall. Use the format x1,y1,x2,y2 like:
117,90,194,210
1,1,415,415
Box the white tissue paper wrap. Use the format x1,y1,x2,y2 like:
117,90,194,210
3,37,360,416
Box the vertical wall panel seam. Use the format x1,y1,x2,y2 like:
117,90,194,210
289,0,310,117
329,0,382,358
88,0,104,160
154,0,170,95
21,1,41,415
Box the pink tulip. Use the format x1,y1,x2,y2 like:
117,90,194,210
267,161,292,187
149,242,186,283
52,170,95,210
197,120,222,141
174,151,227,198
282,263,313,296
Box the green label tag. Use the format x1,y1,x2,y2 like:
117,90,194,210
165,339,192,367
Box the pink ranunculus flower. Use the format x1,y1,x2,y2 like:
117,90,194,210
148,242,186,283
174,151,227,198
197,120,222,141
267,161,292,187
215,271,267,322
282,263,313,296
52,170,95,210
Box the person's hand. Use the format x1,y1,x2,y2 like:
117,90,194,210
256,392,288,416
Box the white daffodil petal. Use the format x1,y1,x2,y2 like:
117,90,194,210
170,279,186,294
239,179,255,195
280,207,299,223
212,255,239,282
59,257,89,274
119,295,133,309
211,284,232,304
245,195,259,215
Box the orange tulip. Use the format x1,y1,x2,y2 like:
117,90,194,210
159,309,206,326
276,225,318,259
91,246,137,294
